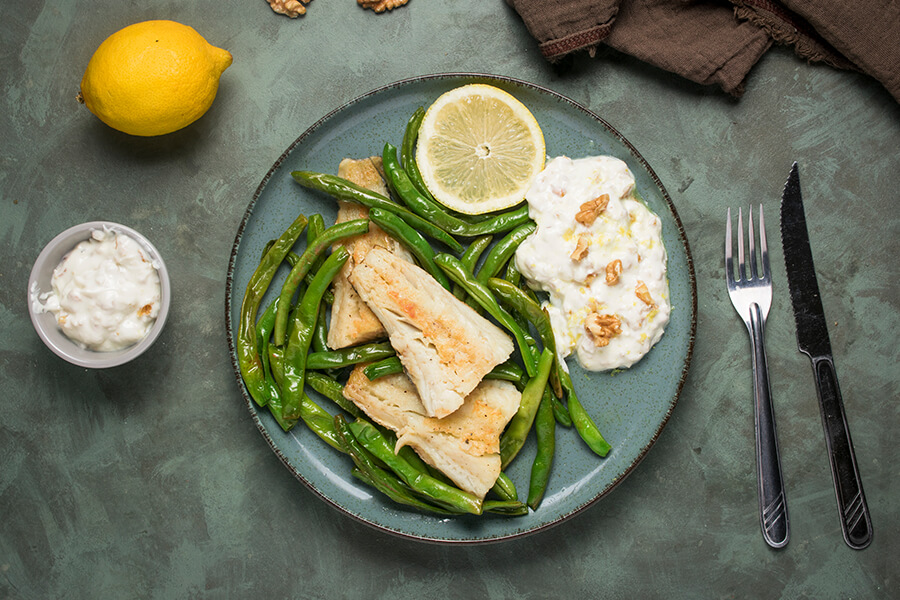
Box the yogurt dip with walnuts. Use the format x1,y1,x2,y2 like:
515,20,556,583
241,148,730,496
515,155,670,371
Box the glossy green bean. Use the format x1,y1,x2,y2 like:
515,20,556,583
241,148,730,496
291,170,464,253
527,390,556,509
483,500,529,516
348,418,483,515
500,348,554,468
491,472,518,502
254,297,281,409
237,213,308,408
453,235,493,300
368,207,451,290
306,341,395,370
334,416,457,515
362,356,404,380
306,371,364,418
312,302,329,354
282,248,350,420
434,253,537,376
475,222,536,284
383,143,532,238
273,219,369,345
486,278,566,400
298,394,342,451
568,394,612,457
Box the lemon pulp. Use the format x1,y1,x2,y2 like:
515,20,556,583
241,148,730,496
415,84,545,215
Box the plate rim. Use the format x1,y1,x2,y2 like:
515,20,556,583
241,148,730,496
225,72,698,544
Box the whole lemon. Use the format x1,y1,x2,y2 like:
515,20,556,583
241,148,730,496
78,20,233,137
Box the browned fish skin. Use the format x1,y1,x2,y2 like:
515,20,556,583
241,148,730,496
349,247,514,418
327,157,412,349
343,366,521,498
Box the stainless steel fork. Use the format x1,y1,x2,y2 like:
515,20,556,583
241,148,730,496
725,206,789,549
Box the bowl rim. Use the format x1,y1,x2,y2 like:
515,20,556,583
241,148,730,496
27,220,171,369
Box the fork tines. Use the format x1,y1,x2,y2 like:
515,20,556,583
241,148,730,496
726,206,770,285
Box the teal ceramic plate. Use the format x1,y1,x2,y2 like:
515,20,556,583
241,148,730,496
226,74,696,543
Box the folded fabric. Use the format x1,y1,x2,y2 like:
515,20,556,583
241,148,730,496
507,0,900,102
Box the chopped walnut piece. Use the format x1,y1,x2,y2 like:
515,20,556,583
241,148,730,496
358,0,409,11
575,194,609,226
570,234,591,261
584,313,621,347
605,259,622,285
267,0,311,17
635,280,654,306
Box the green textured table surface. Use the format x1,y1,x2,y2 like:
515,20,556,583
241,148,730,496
2,2,898,598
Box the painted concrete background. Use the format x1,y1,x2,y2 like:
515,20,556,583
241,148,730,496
1,1,898,598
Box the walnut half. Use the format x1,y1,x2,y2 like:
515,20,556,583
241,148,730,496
575,194,609,226
605,259,622,285
570,233,591,261
584,313,621,347
267,0,311,18
635,280,654,306
359,0,409,11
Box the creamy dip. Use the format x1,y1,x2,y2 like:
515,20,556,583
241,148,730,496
34,228,161,351
515,155,670,371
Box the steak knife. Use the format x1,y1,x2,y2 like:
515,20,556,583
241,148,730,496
780,162,873,550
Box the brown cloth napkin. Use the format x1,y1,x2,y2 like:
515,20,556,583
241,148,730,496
507,0,900,102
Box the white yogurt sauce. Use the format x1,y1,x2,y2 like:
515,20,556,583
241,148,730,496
34,228,161,352
515,155,670,371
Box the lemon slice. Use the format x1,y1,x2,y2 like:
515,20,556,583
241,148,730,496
415,84,545,215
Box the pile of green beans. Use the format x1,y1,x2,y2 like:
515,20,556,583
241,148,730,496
237,103,612,518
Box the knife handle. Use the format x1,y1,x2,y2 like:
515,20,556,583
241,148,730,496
749,304,789,548
810,355,873,549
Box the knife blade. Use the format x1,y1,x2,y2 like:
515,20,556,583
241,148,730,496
780,162,873,550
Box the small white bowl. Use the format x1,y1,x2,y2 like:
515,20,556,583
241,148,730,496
27,221,171,368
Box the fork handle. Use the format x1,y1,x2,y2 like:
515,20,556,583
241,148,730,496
749,303,789,548
810,355,873,549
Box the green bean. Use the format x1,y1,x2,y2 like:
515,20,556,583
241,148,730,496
453,235,493,300
348,418,483,515
485,360,527,386
237,213,308,408
291,170,464,254
504,258,523,286
312,303,329,354
267,344,284,386
400,106,425,176
299,394,342,451
569,394,612,457
282,247,350,420
273,219,369,345
475,222,536,284
527,390,556,509
491,472,518,502
487,278,565,399
334,416,458,515
500,348,554,468
483,500,529,516
434,253,537,376
362,356,404,380
350,468,457,515
254,297,281,408
368,207,451,290
306,341,395,370
306,371,363,418
382,143,532,238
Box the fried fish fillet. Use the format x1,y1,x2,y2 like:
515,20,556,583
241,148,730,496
343,366,521,498
349,247,514,418
327,157,412,349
